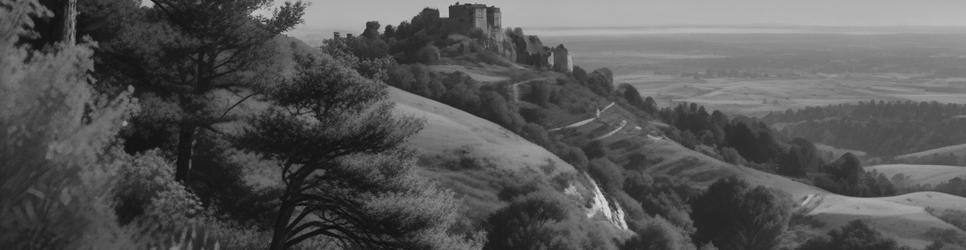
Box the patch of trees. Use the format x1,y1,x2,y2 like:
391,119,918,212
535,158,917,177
587,68,616,96
797,220,908,250
651,100,896,197
763,100,966,157
811,153,896,197
656,101,811,174
617,83,659,115
582,159,703,250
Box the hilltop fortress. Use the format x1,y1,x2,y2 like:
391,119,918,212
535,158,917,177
430,2,574,73
335,3,574,73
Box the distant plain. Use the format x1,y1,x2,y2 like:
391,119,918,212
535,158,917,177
539,28,966,116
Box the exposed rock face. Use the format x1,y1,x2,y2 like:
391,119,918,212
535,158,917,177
564,174,630,231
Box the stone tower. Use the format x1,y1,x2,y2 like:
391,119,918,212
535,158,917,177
486,7,501,29
553,45,574,73
449,3,488,32
448,3,502,34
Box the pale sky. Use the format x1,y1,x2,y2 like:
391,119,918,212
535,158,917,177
294,0,966,33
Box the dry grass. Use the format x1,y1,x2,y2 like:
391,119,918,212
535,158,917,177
897,143,966,160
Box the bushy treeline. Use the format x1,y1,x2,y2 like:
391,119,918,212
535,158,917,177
648,101,896,197
763,100,966,158
898,176,966,198
798,220,910,250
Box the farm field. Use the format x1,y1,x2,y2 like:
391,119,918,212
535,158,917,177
625,76,966,116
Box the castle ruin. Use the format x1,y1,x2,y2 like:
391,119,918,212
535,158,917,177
552,45,574,73
446,2,501,35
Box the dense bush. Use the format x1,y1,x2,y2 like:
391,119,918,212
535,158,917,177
526,81,555,108
480,89,525,132
624,173,698,230
484,190,619,250
583,140,609,159
813,153,896,197
556,144,591,172
618,83,658,114
588,158,625,193
691,177,791,250
520,106,551,126
520,123,552,148
587,68,616,95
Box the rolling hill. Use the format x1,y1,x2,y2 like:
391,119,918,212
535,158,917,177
643,136,966,249
553,90,966,249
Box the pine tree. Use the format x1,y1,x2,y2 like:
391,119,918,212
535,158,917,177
237,53,478,250
100,0,307,181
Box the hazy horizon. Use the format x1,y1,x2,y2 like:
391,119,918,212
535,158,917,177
296,0,966,34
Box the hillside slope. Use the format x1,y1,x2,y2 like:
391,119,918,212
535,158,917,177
388,86,628,230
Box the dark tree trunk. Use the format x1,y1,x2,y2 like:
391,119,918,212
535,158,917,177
61,0,76,45
269,181,299,250
175,122,196,182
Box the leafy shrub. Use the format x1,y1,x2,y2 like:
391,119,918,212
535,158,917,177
556,145,590,172
1,2,137,248
588,158,625,193
583,140,608,160
520,123,551,148
417,44,441,64
520,107,550,126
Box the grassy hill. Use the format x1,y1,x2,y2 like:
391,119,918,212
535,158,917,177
388,85,627,229
302,20,966,247
867,164,966,187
